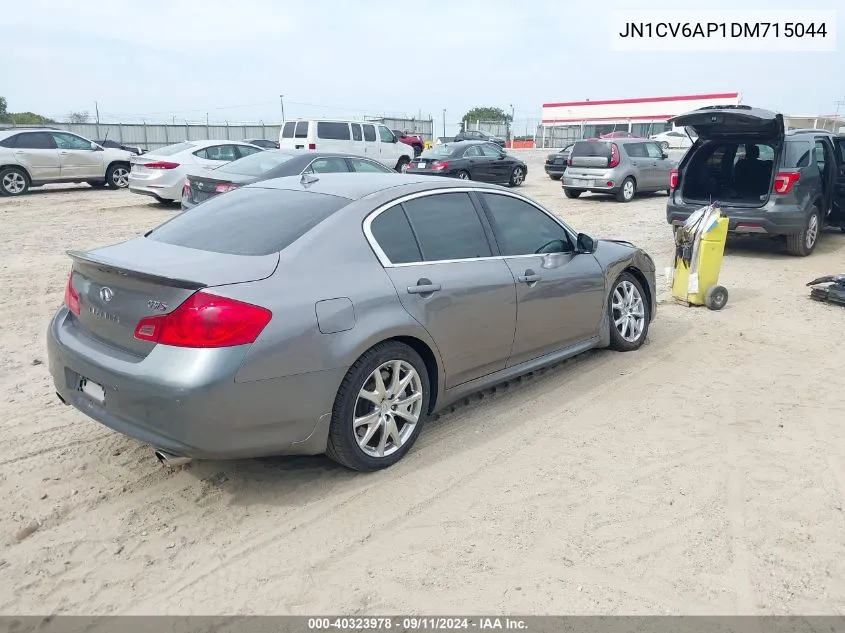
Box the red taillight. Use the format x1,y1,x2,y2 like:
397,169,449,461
669,169,679,190
182,178,191,196
608,143,620,168
308,143,316,150
142,161,180,169
64,270,80,315
566,158,572,166
214,183,239,193
432,161,449,171
133,291,272,348
773,171,800,194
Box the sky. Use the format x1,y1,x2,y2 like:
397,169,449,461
2,0,843,136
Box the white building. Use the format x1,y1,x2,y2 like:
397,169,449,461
538,92,741,147
537,92,845,147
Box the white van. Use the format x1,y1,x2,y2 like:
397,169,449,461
279,119,415,172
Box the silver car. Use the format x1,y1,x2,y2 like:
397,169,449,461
562,138,676,202
47,174,656,471
128,140,264,204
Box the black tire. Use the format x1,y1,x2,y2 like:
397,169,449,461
88,181,107,188
106,163,130,189
395,157,410,173
704,285,729,311
0,166,30,196
508,165,526,187
456,170,471,181
549,173,562,180
786,207,821,256
607,272,650,352
564,188,582,199
326,341,431,471
615,177,636,203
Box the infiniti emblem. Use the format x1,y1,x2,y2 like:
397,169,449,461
99,287,114,303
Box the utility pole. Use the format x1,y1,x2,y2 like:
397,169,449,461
94,101,101,139
835,100,845,116
442,109,446,138
509,103,514,145
280,94,285,123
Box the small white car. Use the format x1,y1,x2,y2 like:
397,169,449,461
650,129,695,151
0,127,134,196
128,140,263,203
279,119,415,172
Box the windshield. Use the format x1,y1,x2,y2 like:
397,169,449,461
151,142,195,156
218,151,296,177
420,145,457,158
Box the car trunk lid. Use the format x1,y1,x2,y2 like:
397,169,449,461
568,141,614,170
669,106,784,141
185,173,241,205
67,239,279,357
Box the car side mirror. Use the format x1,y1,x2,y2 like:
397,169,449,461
576,233,596,254
91,142,103,151
661,152,668,159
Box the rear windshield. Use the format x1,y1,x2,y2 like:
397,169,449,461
281,122,295,139
420,145,457,158
218,152,295,177
147,188,352,256
571,141,611,158
151,142,195,156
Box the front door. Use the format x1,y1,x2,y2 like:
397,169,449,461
830,138,845,227
645,141,672,190
8,132,61,180
368,192,517,389
476,191,606,366
377,125,398,170
51,132,104,179
478,142,508,181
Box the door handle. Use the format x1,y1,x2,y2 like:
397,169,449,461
60,151,69,155
517,272,541,284
407,283,441,294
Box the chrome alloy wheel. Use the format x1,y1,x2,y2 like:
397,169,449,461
612,280,645,343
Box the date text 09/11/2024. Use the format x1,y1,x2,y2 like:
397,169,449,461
307,617,528,630
618,22,829,38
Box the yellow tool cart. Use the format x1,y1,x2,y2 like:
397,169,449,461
671,203,730,310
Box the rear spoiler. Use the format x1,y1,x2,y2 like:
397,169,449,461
66,250,207,290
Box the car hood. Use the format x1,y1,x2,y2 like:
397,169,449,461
669,106,784,141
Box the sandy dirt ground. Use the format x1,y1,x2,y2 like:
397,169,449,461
2,150,845,615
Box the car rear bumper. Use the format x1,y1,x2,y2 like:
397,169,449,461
666,200,807,235
544,164,566,176
129,184,182,201
47,308,345,460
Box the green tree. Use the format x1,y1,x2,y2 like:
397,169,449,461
0,96,7,119
461,106,512,129
0,97,55,125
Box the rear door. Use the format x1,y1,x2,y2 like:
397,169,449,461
7,132,61,180
316,121,352,153
477,192,605,365
479,143,508,181
830,138,845,225
51,132,104,179
279,121,296,149
461,144,487,179
368,192,517,389
350,123,365,155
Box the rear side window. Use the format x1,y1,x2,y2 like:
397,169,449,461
148,188,351,256
304,157,350,174
402,193,492,261
317,122,351,141
281,122,295,139
363,125,376,142
351,124,363,141
218,152,295,176
12,132,56,149
294,121,309,138
0,134,16,148
572,141,611,158
370,205,422,264
785,140,812,167
624,143,647,158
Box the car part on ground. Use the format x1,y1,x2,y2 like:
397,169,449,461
48,173,655,471
807,274,845,306
406,141,527,186
665,105,845,257
0,128,133,195
128,140,264,204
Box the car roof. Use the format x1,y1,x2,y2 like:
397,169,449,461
252,172,507,200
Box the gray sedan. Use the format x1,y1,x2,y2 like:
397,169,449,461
47,174,656,471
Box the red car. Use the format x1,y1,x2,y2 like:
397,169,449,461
393,130,424,156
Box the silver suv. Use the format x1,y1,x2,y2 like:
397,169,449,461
0,127,133,196
562,138,676,202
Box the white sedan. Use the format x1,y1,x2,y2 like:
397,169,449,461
128,140,263,203
650,130,695,151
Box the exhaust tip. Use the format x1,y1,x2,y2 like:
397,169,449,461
154,449,192,468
